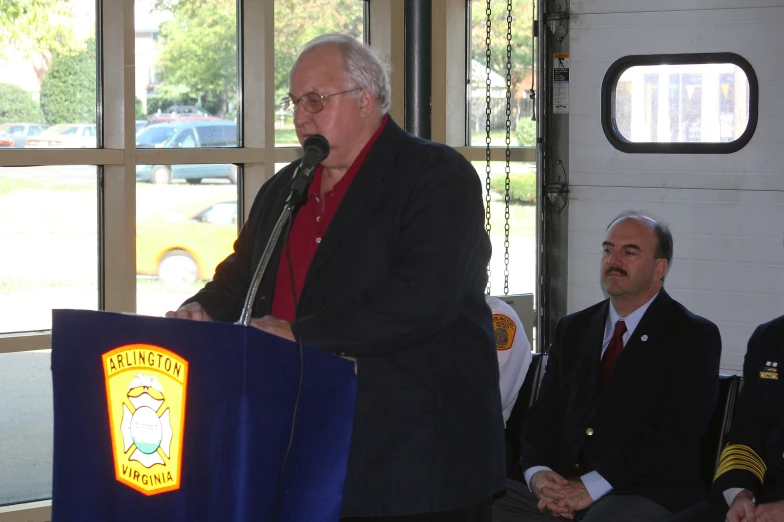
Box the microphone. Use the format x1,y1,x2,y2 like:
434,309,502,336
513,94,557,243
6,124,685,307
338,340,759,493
287,134,330,207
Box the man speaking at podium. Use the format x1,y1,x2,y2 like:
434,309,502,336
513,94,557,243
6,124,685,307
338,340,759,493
166,34,504,521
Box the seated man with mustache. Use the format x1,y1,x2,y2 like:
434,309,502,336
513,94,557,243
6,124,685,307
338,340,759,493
494,211,721,522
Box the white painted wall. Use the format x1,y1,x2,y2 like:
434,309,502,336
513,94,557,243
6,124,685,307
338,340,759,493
567,3,784,371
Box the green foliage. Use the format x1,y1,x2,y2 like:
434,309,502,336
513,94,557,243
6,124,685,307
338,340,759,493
146,83,197,115
135,97,146,120
0,83,45,123
149,0,363,117
490,173,537,205
146,96,175,115
39,40,96,124
275,128,298,145
515,117,536,147
156,0,237,117
488,200,536,236
470,0,536,91
0,0,75,59
273,0,365,98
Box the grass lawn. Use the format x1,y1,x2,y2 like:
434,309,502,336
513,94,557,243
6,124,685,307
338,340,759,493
0,176,89,195
275,128,299,146
487,201,536,237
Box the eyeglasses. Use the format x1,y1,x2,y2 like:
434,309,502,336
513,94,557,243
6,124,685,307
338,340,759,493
280,88,362,114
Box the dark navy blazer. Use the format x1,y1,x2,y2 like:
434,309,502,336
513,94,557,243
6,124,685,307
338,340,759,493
187,118,506,517
519,290,722,514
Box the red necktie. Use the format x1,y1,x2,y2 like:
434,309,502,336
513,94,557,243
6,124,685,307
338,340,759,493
600,320,626,388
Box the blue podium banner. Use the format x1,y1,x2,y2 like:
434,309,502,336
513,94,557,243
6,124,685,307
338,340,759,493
51,309,357,522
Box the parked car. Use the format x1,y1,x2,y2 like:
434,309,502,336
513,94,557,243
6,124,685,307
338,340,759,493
145,106,216,126
0,123,49,147
163,105,209,116
135,120,238,184
136,199,238,285
136,120,148,133
136,122,182,148
146,114,220,126
26,123,96,148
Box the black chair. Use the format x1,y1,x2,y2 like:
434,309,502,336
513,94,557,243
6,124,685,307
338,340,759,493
700,374,742,488
505,352,547,479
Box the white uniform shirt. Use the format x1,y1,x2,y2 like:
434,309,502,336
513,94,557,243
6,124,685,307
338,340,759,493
486,296,532,426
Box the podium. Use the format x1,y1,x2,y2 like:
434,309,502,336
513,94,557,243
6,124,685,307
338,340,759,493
50,309,357,522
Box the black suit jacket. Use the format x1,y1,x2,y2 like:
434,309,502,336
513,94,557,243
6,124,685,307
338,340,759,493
519,290,721,514
186,118,506,517
712,314,784,504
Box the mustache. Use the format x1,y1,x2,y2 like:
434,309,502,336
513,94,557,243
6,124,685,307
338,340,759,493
604,266,627,277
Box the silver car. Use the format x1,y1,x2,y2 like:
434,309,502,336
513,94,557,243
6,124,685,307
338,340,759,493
0,123,48,148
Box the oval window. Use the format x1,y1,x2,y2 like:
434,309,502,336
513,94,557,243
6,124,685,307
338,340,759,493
602,53,758,153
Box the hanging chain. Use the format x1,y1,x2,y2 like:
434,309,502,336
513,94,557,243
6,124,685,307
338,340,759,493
484,0,493,295
503,0,513,295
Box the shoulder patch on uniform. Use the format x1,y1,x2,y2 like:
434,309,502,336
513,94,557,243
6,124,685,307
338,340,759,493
493,313,517,351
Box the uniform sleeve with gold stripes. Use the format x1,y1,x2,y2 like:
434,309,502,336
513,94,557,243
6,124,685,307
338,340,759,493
711,324,772,497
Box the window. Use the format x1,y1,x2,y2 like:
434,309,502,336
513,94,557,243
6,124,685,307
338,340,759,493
468,0,536,147
0,167,100,334
135,0,239,144
466,1,538,302
136,178,238,316
0,351,53,506
136,124,178,147
0,1,97,149
195,124,238,146
472,161,537,295
0,0,101,508
602,53,758,153
173,129,197,148
198,201,238,226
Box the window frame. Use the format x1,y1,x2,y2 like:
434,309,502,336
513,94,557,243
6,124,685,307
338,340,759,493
601,52,759,154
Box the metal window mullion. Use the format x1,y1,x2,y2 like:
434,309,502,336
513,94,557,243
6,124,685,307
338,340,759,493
243,0,274,218
0,149,125,166
135,148,265,165
101,0,135,314
0,334,52,355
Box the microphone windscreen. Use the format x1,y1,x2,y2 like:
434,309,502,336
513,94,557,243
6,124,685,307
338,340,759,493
303,134,330,162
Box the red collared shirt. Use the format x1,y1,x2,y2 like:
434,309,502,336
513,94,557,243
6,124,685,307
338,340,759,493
271,115,389,323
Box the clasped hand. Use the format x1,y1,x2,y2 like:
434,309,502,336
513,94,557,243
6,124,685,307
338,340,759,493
530,470,593,519
727,492,784,522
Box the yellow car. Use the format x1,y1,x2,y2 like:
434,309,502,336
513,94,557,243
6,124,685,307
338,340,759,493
136,199,238,285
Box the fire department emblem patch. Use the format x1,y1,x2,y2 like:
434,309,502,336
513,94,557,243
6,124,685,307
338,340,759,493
493,313,517,351
103,344,188,496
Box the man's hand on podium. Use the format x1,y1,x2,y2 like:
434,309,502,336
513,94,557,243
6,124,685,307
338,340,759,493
165,302,213,321
251,315,295,341
251,316,357,369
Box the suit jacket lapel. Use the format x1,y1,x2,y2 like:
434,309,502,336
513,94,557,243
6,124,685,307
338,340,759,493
578,302,608,401
301,119,402,290
595,290,673,409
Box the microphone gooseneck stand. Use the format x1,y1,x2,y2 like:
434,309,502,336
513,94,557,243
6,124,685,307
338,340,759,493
236,134,329,326
236,205,297,326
